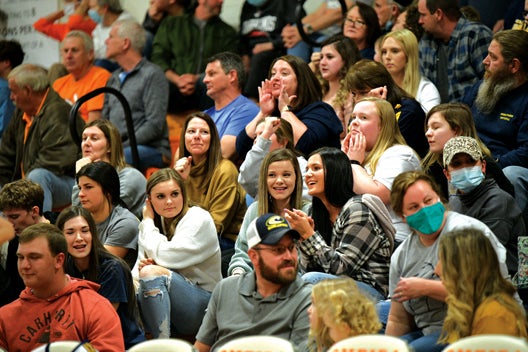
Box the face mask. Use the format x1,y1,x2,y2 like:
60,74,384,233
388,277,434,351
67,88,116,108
88,8,102,24
405,201,445,235
247,0,268,7
449,165,484,193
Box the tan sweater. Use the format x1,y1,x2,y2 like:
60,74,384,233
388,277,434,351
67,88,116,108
186,158,247,242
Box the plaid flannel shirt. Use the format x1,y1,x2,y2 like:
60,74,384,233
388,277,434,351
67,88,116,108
419,17,492,102
298,196,392,296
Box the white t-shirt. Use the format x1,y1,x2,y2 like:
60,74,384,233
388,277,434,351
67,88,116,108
416,77,441,113
366,144,421,242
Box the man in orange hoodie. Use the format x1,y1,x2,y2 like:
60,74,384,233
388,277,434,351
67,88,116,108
0,223,124,352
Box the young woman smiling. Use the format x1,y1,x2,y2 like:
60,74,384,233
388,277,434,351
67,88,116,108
285,147,395,301
236,55,342,159
228,148,310,276
56,206,145,349
238,116,309,201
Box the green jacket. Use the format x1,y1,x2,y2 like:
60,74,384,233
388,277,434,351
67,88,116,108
0,88,84,184
151,13,238,75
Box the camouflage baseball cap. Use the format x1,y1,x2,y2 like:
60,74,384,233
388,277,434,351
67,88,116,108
443,136,483,167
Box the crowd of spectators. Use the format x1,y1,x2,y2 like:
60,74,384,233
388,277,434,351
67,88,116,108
0,0,527,350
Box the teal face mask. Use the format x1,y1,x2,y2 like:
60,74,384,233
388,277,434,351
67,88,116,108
449,165,484,193
405,201,445,235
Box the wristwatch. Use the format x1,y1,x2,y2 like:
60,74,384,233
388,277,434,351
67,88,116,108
304,24,314,35
281,105,293,113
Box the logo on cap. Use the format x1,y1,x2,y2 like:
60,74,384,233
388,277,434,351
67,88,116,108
265,216,289,231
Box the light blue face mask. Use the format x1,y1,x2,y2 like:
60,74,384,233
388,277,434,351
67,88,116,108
405,201,445,235
247,0,268,7
88,8,102,24
449,165,484,193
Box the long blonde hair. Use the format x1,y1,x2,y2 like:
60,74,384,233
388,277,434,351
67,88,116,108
382,29,421,98
438,229,528,343
359,97,407,175
309,278,381,352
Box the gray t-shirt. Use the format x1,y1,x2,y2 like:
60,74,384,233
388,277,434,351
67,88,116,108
196,273,312,351
96,204,139,268
390,211,508,335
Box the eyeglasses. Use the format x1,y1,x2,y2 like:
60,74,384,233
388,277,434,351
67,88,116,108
253,243,297,256
345,18,367,28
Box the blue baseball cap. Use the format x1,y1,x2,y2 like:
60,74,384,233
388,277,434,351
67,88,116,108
247,213,300,249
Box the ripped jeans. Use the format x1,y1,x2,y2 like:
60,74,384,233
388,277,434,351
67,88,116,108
137,271,211,338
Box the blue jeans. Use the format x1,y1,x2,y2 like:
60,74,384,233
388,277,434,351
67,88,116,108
503,165,528,230
376,300,446,352
377,299,391,331
138,271,211,338
301,272,385,302
401,331,446,352
124,145,165,172
26,168,75,212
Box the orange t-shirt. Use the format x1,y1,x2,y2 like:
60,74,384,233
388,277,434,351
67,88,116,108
53,65,110,122
33,14,96,41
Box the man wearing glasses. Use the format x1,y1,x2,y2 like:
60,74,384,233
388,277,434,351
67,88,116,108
194,213,311,352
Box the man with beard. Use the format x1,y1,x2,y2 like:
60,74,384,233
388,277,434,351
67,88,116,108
194,213,311,352
417,0,492,103
462,29,528,228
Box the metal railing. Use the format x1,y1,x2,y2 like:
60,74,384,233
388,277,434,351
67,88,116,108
68,87,140,169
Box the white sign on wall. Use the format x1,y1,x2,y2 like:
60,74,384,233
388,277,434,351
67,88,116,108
0,0,60,68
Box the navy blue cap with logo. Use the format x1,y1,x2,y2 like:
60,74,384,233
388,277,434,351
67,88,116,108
247,213,300,249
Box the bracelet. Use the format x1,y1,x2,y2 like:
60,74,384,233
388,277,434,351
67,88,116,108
349,160,361,165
